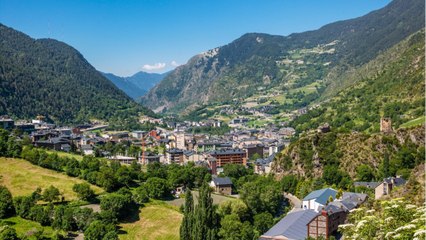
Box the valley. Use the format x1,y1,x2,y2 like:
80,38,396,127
0,0,424,239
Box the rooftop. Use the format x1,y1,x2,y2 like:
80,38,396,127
261,209,318,240
354,181,380,189
303,188,337,205
212,176,233,186
383,176,406,186
166,148,184,154
210,148,245,155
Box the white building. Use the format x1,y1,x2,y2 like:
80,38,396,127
302,188,337,212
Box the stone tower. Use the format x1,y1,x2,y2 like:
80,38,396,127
380,117,392,133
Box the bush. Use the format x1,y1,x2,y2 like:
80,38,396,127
0,226,19,240
73,183,95,201
133,186,149,204
144,177,170,200
84,220,116,240
42,186,61,203
0,186,15,219
100,193,132,219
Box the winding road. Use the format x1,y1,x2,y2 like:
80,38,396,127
284,192,302,212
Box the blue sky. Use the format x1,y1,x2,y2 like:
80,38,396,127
0,0,390,76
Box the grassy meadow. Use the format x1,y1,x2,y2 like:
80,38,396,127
0,157,103,200
400,116,425,128
46,150,84,161
119,202,182,240
0,216,57,239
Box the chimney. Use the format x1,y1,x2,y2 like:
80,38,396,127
321,210,328,217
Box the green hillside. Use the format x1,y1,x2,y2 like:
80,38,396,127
119,202,182,240
0,24,152,124
290,30,425,133
273,29,425,181
0,157,103,200
273,125,425,182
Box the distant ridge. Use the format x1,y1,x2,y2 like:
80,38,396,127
102,71,167,100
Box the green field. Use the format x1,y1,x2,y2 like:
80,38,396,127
166,191,235,207
0,157,103,200
247,119,271,128
119,202,182,240
0,216,57,239
400,116,425,128
46,150,83,161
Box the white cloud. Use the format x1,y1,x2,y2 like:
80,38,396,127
170,60,180,67
142,62,166,71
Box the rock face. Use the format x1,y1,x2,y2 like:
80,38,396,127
272,125,425,178
141,0,425,113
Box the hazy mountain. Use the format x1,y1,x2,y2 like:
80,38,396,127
141,0,425,113
102,71,167,100
128,71,168,91
102,72,148,99
0,23,152,124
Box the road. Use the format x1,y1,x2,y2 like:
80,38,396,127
284,192,302,212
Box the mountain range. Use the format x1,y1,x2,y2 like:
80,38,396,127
102,71,167,100
141,0,425,114
0,23,152,125
273,29,425,178
0,0,424,127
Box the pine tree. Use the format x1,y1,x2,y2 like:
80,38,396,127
180,189,194,240
192,183,219,240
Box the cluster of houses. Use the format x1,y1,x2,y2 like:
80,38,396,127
355,176,406,200
0,115,295,177
260,188,368,240
156,127,292,176
260,175,407,240
3,115,409,239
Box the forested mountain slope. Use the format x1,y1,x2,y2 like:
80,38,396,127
0,24,152,124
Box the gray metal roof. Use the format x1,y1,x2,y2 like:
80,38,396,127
35,137,69,145
81,144,93,150
383,177,406,186
327,200,356,212
261,209,318,240
212,177,233,186
255,153,275,166
342,192,368,205
302,188,337,205
354,181,380,189
166,148,184,154
183,150,195,156
324,203,346,213
210,148,245,155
